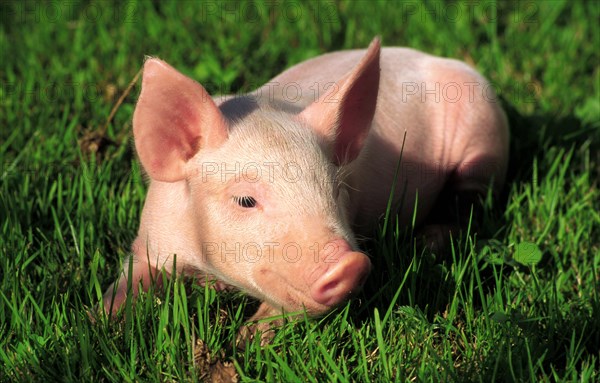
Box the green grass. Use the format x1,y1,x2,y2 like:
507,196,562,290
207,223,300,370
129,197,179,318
1,0,599,381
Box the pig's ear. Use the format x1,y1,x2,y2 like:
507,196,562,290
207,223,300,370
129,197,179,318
133,58,228,182
298,37,381,165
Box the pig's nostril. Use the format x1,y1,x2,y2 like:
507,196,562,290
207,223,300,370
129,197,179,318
310,251,371,307
311,279,343,306
321,280,339,292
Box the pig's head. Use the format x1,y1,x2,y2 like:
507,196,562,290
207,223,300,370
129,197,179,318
132,39,381,316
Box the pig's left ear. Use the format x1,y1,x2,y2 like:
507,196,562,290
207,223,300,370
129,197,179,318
298,38,381,165
133,58,228,182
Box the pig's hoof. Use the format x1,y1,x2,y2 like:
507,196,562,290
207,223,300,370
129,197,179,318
235,302,285,348
236,319,281,348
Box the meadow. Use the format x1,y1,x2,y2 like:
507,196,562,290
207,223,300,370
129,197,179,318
1,1,599,381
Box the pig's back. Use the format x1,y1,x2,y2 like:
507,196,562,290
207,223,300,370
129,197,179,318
264,48,433,108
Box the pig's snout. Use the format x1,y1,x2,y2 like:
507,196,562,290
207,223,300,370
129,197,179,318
310,240,371,307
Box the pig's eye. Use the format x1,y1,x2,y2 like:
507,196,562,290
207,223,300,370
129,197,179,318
233,196,257,208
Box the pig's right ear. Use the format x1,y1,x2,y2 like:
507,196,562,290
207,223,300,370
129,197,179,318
133,58,228,182
298,38,381,165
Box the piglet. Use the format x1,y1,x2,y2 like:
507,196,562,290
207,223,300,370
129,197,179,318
103,38,508,328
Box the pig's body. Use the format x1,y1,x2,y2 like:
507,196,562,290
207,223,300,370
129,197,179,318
103,39,508,324
228,47,508,234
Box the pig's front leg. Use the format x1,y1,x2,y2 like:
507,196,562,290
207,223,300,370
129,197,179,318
102,255,164,316
236,303,285,347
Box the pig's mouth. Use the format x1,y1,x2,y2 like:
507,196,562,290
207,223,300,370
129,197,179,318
252,249,372,315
